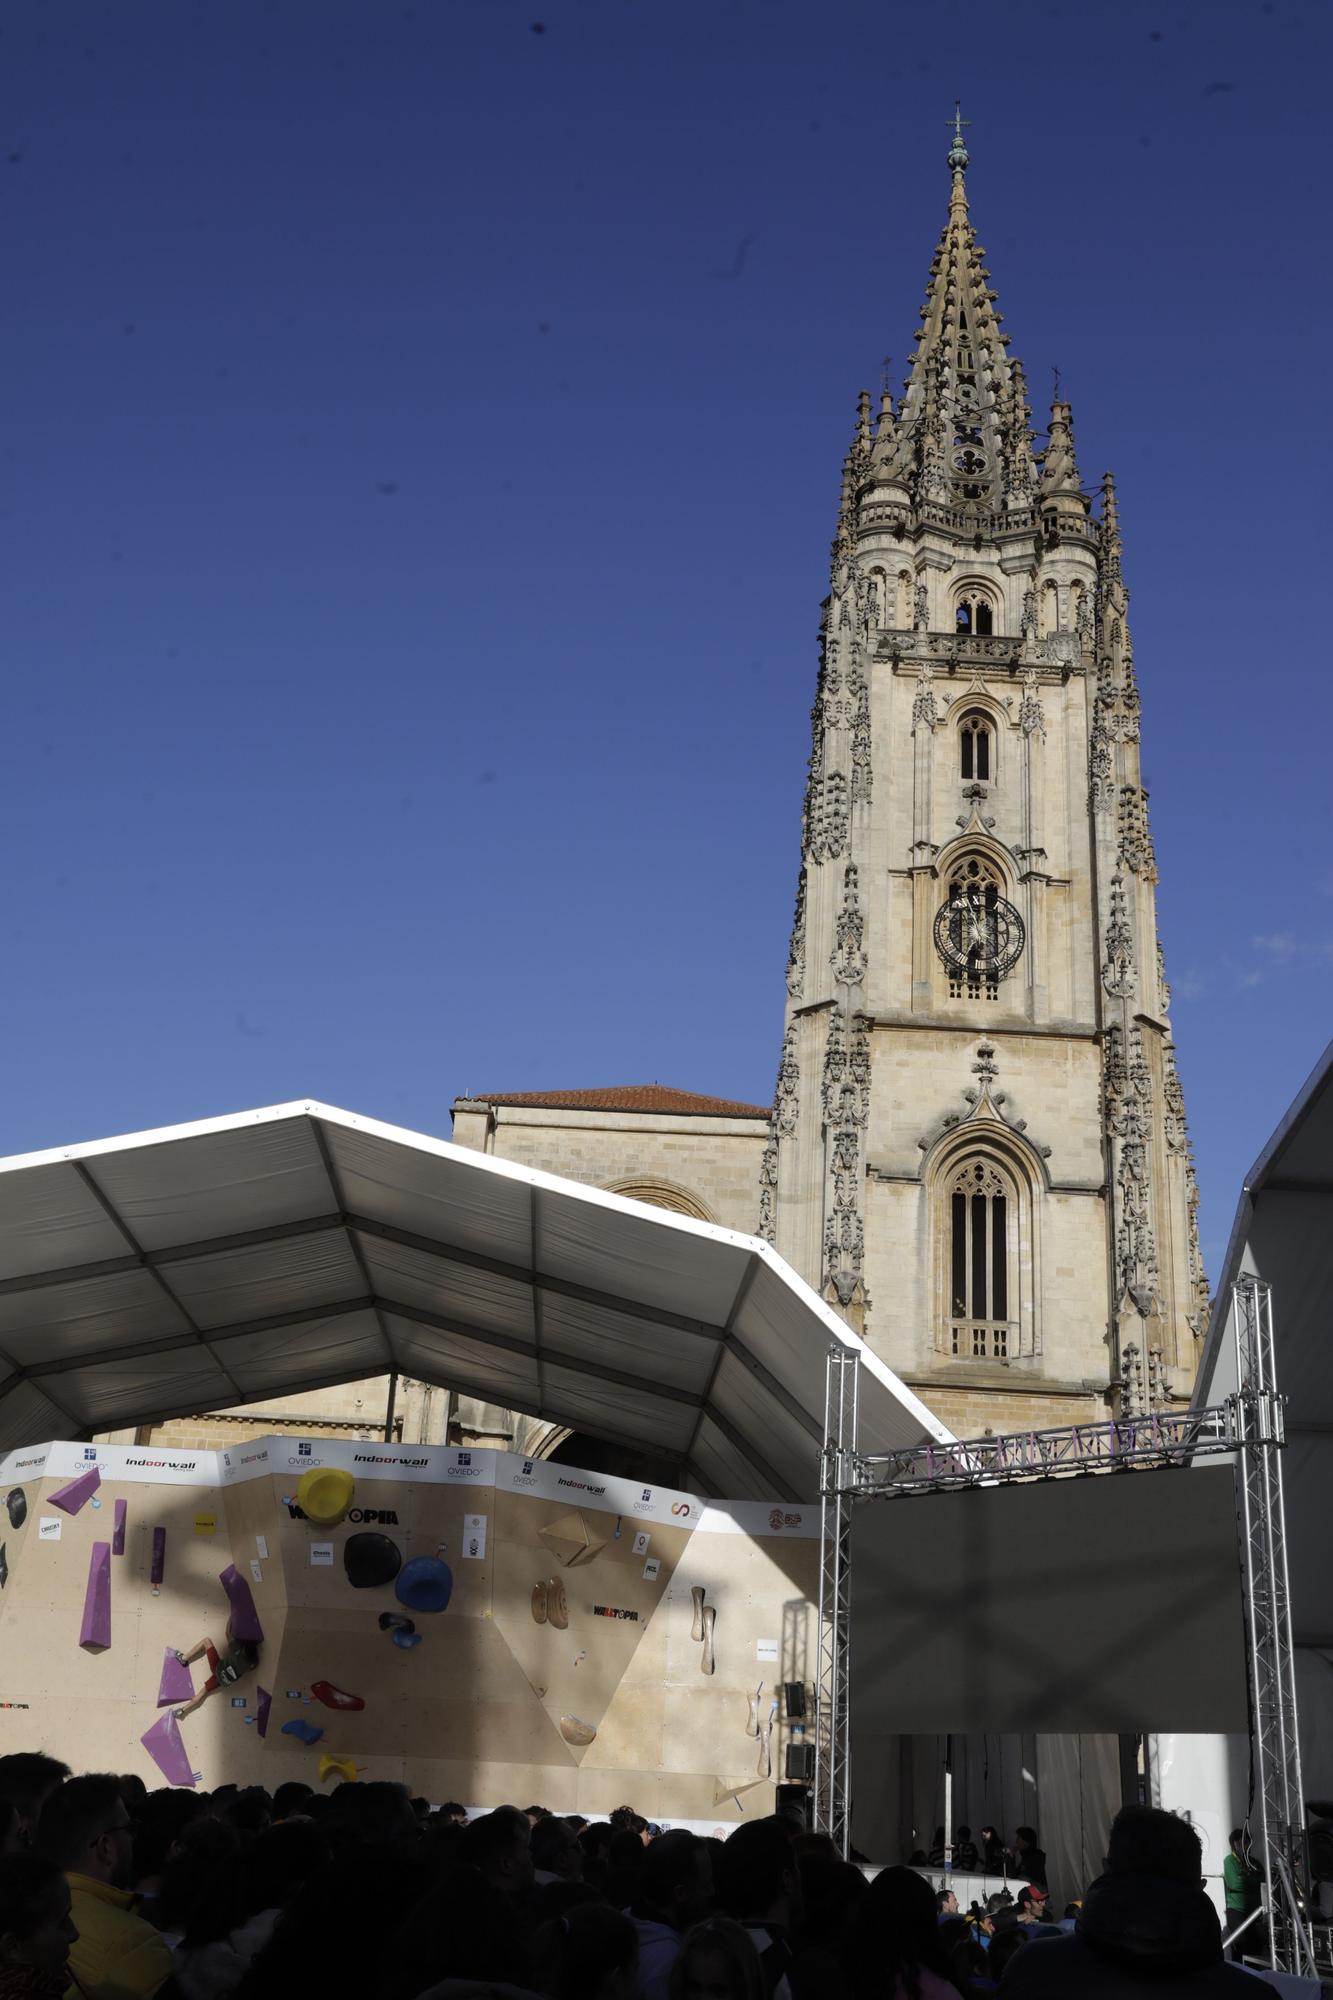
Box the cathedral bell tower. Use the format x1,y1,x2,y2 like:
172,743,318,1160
760,121,1209,1437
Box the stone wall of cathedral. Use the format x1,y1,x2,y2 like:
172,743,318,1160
450,1102,766,1233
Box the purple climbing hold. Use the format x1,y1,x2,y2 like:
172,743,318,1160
256,1686,272,1739
219,1564,264,1644
112,1499,127,1556
141,1710,197,1788
150,1527,166,1587
79,1542,111,1651
157,1648,194,1708
50,1466,101,1516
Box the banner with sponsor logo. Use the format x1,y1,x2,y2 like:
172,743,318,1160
11,1436,818,1537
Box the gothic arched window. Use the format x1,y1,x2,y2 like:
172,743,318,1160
954,587,995,637
896,570,915,628
947,1157,1016,1359
1040,578,1060,636
959,712,992,783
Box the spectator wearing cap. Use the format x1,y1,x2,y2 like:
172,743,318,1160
1015,1887,1061,1937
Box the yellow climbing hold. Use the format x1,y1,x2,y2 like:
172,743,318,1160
318,1752,359,1785
295,1467,355,1528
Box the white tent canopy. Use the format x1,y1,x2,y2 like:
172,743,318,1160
0,1101,953,1500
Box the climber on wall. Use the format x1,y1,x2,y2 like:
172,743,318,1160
171,1623,261,1719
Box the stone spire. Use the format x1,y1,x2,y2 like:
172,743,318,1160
863,112,1032,515
1039,396,1088,520
1099,469,1123,586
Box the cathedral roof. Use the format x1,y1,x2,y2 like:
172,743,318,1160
467,1085,769,1118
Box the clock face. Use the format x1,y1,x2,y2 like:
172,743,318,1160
934,881,1026,981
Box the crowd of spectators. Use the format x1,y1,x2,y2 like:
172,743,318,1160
0,1750,1270,1999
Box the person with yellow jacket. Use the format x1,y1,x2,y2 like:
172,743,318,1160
36,1777,169,2000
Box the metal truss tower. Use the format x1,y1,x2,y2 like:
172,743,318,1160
814,1277,1316,1979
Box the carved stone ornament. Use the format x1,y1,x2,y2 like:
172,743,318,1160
911,660,938,733
822,1011,871,1309
786,866,807,1001
1101,869,1136,998
1018,665,1045,738
1117,785,1158,883
1021,584,1037,642
774,1027,800,1138
807,771,849,862
1162,1040,1188,1155
1103,1014,1160,1320
850,677,873,803
831,862,868,988
1121,1341,1144,1418
757,1138,778,1244
916,1039,1053,1160
1089,717,1114,813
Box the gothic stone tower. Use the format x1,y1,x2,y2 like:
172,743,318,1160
761,129,1209,1438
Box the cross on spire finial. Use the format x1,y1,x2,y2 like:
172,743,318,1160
947,100,971,174
1052,363,1062,402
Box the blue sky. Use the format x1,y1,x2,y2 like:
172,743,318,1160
2,0,1328,1282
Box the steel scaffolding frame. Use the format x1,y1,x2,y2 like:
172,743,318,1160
1230,1279,1315,1978
813,1344,858,1853
813,1277,1315,1978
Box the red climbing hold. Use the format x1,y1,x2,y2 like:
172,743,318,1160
310,1680,365,1711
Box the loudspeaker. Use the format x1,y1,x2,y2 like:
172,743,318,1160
783,1681,807,1719
775,1782,811,1826
784,1742,815,1782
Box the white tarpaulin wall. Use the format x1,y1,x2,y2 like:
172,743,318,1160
0,1102,954,1500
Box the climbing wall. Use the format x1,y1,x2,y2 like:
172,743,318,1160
0,1439,818,1825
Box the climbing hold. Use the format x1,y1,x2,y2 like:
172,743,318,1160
391,1627,423,1650
256,1686,272,1739
219,1565,264,1644
531,1581,548,1625
141,1710,197,1788
150,1527,166,1587
6,1489,26,1531
394,1555,453,1615
311,1680,364,1712
559,1714,597,1746
547,1577,569,1630
318,1753,359,1785
79,1543,111,1651
280,1718,324,1746
295,1467,355,1528
157,1648,194,1708
0,1543,7,1591
50,1466,101,1516
112,1499,127,1556
344,1532,401,1590
377,1611,414,1634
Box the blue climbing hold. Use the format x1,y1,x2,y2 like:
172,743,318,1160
394,1555,453,1615
280,1718,325,1746
392,1626,424,1649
